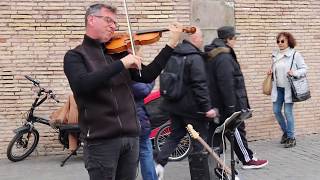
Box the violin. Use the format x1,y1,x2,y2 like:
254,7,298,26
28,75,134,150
105,27,196,54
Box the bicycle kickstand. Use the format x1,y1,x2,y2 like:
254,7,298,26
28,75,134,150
60,145,80,167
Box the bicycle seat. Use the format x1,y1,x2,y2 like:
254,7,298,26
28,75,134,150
58,124,80,132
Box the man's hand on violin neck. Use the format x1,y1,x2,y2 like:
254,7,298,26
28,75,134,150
120,54,142,70
167,22,183,48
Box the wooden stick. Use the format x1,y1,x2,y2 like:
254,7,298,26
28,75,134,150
186,124,232,176
197,137,232,175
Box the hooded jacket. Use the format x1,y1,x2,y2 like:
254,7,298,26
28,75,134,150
204,38,250,119
130,81,155,136
161,40,212,119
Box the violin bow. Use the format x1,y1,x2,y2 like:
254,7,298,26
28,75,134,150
123,0,142,77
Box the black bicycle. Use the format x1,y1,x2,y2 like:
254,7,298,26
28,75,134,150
7,75,80,166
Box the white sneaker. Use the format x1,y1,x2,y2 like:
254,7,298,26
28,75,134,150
155,164,164,180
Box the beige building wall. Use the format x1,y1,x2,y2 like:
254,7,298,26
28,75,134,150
0,0,319,158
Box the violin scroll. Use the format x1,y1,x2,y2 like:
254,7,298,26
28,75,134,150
182,27,196,34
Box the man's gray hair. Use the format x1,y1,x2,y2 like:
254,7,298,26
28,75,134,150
85,3,117,26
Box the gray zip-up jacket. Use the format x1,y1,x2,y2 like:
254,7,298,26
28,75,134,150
271,48,307,103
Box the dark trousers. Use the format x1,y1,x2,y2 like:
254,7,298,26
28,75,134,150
208,121,253,164
156,113,208,167
83,137,139,180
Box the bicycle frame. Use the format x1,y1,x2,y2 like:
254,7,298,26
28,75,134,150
14,87,52,133
27,87,50,122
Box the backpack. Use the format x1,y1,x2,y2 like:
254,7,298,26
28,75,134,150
160,54,187,100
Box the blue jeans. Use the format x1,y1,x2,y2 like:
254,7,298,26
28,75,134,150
273,87,295,138
139,131,157,180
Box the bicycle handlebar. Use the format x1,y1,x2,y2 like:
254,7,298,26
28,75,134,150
25,75,60,103
25,75,40,86
48,90,60,103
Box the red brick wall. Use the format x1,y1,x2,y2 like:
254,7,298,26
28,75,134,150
0,0,191,158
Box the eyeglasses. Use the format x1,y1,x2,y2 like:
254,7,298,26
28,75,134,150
277,40,285,44
92,15,119,28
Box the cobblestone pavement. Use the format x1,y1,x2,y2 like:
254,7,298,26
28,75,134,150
0,134,319,180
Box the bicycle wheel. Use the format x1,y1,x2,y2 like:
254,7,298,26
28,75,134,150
154,123,191,161
7,129,39,162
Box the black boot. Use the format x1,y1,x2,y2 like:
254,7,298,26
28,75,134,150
280,133,287,144
285,138,296,148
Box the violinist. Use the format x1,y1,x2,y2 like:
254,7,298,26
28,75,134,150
63,3,182,180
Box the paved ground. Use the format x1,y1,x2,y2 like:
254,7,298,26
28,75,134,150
0,133,319,180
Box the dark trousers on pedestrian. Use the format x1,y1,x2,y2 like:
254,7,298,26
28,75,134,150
155,113,208,167
83,136,139,180
208,121,253,164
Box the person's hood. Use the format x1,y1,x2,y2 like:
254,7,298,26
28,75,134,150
204,38,227,52
204,38,231,59
173,40,201,55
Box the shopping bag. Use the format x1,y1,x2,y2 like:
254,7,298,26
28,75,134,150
262,74,272,95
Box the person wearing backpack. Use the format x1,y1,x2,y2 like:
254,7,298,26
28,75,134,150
155,27,217,180
205,26,268,169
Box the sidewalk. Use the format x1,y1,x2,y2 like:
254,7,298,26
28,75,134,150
0,134,319,180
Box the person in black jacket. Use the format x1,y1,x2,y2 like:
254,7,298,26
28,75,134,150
205,26,268,169
155,27,217,180
63,3,182,180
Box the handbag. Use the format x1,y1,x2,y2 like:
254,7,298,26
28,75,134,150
262,58,274,95
262,73,272,95
287,52,311,102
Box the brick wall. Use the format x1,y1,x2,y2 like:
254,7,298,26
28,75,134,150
0,0,319,159
234,0,320,140
0,0,191,159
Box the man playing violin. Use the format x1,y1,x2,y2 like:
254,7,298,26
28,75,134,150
63,3,182,180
